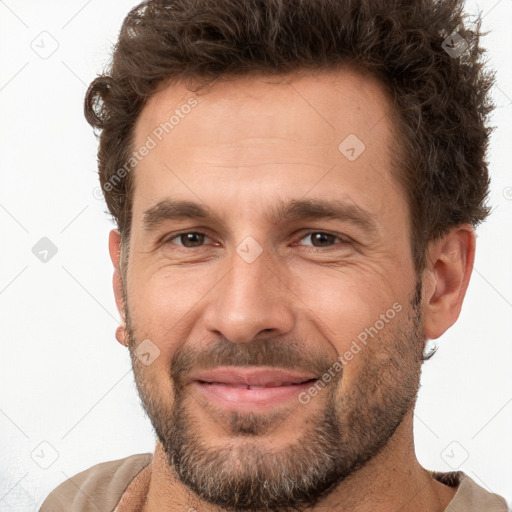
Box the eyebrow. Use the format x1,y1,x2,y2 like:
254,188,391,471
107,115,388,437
142,197,378,235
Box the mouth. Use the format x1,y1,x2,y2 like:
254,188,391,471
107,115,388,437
197,379,317,389
189,367,319,411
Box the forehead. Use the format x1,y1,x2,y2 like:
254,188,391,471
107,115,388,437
134,68,394,149
130,68,401,225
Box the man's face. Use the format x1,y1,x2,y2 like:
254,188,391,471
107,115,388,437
121,70,426,510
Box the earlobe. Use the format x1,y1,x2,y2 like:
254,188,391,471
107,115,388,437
115,324,128,347
422,225,476,340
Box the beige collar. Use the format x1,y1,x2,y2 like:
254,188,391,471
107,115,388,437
114,462,152,512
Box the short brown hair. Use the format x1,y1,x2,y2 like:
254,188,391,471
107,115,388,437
85,0,495,275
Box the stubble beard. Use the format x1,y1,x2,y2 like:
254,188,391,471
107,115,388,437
125,280,424,512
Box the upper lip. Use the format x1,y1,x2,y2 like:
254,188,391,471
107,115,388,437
189,367,318,387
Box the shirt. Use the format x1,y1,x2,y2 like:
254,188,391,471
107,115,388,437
38,453,510,512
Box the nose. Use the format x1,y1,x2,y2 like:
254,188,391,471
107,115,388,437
202,248,295,344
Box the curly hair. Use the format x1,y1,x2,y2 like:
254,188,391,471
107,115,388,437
84,0,495,276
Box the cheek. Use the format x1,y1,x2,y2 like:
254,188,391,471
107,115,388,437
290,263,401,349
129,263,215,327
127,265,221,375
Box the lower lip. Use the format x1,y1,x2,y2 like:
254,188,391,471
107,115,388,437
192,380,316,411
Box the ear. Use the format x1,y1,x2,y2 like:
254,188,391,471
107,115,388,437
108,229,128,346
422,224,476,340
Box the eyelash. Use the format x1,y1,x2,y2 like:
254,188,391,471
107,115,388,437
163,230,352,251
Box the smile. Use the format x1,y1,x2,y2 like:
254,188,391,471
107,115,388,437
189,367,319,411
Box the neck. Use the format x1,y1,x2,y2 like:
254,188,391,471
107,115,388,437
139,411,457,512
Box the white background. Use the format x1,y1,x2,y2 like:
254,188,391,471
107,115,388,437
0,1,510,510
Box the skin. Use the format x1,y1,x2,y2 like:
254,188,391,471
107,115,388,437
109,69,475,512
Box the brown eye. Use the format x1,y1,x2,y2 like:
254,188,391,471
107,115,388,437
298,232,346,248
167,232,210,248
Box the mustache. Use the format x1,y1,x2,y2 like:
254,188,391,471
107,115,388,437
170,337,338,386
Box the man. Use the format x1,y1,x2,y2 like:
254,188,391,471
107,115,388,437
40,0,509,510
